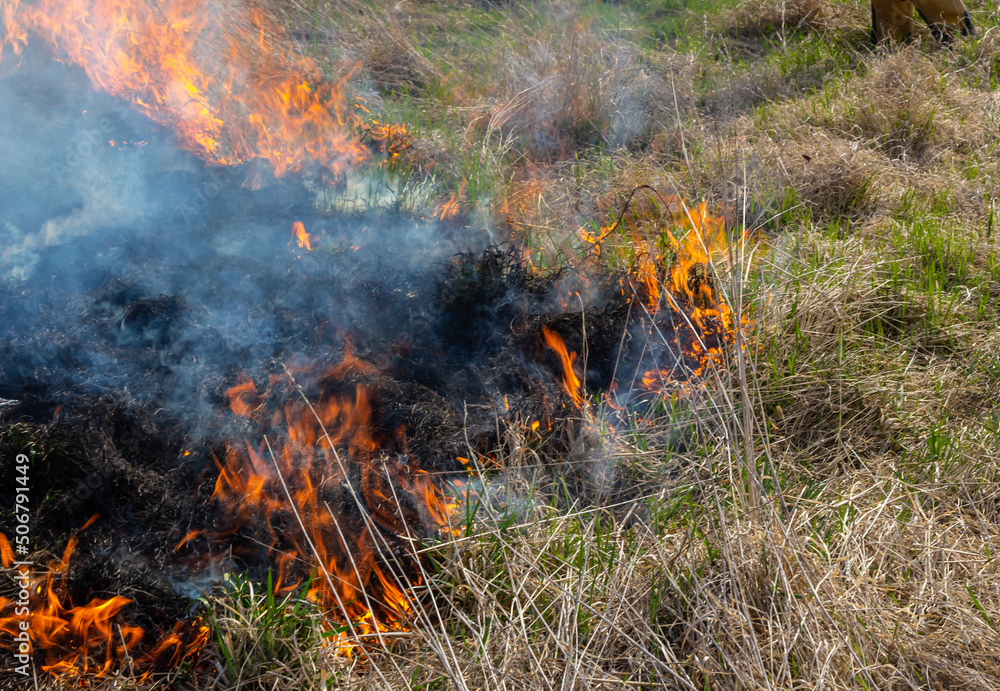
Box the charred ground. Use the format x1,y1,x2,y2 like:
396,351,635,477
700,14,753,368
3,0,1000,689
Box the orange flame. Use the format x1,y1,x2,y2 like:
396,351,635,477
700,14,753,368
439,193,460,221
581,194,757,389
3,0,367,177
0,519,207,681
542,326,584,408
0,533,12,568
664,201,734,332
434,181,465,221
182,352,463,656
291,221,313,251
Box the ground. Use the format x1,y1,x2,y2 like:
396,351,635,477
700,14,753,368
7,0,1000,687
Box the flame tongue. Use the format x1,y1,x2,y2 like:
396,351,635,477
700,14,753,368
576,194,756,393
3,0,367,176
185,354,461,653
291,221,313,250
0,517,207,681
542,326,584,408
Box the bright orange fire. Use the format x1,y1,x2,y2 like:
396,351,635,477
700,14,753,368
0,534,12,567
538,194,753,409
179,350,462,656
0,517,208,680
581,194,756,389
433,181,465,221
438,193,460,221
542,326,584,408
3,0,367,177
291,221,313,251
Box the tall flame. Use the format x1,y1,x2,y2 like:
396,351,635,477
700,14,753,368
581,194,756,389
2,0,367,177
291,221,313,251
180,351,462,656
542,326,584,408
0,518,207,680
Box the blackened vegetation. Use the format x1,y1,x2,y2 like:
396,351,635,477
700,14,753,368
0,238,680,677
110,293,185,349
0,399,213,678
432,247,645,402
0,55,714,681
435,248,536,364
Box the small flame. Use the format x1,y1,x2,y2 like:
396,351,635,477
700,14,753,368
0,534,12,568
439,194,459,220
542,326,584,408
434,181,465,221
291,221,313,251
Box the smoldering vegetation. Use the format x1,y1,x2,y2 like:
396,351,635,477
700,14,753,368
0,41,714,686
4,0,1000,688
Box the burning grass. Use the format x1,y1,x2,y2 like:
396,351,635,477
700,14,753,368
0,198,754,686
2,0,368,178
0,518,208,682
3,0,1000,688
182,357,465,654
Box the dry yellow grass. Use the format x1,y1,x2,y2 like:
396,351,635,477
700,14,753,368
19,0,1000,688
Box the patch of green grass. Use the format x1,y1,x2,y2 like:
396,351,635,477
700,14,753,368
174,0,1000,687
201,572,329,688
628,0,742,44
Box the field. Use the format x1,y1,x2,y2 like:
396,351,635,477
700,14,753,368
8,0,1000,688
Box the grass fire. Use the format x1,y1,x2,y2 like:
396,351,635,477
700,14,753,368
2,0,1000,689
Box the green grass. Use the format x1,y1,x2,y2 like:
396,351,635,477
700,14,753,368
200,572,332,689
15,0,1000,687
